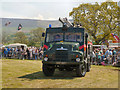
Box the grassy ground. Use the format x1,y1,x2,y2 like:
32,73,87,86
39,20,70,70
2,59,120,88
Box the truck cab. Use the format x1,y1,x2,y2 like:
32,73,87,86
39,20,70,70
42,18,91,77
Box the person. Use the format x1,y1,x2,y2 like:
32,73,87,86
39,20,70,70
113,48,120,66
9,48,13,59
117,48,120,60
35,48,39,60
112,48,116,63
99,48,103,63
105,48,109,64
98,49,102,65
11,48,14,58
7,47,11,58
17,47,21,59
21,49,24,60
40,48,43,59
29,47,33,60
67,34,73,40
102,48,106,61
108,49,112,64
101,48,106,65
32,48,35,60
4,48,8,58
0,48,2,59
92,50,96,65
26,48,30,60
95,50,99,65
54,34,61,41
13,48,17,59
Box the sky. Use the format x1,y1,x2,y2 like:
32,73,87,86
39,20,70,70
0,0,120,20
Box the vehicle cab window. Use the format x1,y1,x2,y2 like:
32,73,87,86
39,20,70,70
46,33,63,42
65,32,83,42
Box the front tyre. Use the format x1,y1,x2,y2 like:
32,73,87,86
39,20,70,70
86,63,91,72
42,64,55,76
76,62,87,77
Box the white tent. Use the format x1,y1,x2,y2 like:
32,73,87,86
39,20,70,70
5,43,27,49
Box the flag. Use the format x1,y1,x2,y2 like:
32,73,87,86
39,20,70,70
18,24,22,30
44,45,48,49
111,33,120,41
5,22,11,26
79,45,84,50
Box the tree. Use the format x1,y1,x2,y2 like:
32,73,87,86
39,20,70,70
2,31,14,44
2,31,8,44
14,31,28,44
28,27,45,47
69,1,120,44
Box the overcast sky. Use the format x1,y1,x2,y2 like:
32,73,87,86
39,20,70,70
0,0,119,20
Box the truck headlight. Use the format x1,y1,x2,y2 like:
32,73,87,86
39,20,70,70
76,58,80,62
44,57,48,61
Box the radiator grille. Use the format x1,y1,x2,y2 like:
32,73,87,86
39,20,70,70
55,50,68,61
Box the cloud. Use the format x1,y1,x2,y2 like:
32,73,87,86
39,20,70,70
2,11,45,20
0,0,82,3
32,14,44,20
47,17,57,20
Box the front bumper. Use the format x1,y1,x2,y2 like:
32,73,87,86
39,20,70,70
42,61,83,65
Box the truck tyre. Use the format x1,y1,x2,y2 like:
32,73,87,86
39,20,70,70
42,64,55,76
86,63,91,72
76,62,86,77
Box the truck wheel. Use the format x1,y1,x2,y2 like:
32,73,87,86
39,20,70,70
76,63,86,77
42,64,55,76
86,63,91,72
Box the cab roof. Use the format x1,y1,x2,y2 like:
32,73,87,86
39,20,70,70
46,27,84,33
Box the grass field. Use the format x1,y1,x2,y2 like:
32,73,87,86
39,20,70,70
2,59,120,88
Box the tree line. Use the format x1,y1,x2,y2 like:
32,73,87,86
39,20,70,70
2,27,45,47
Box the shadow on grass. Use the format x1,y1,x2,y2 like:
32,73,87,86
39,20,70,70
111,68,120,71
18,70,79,80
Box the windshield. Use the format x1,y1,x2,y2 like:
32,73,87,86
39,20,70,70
65,32,83,42
46,32,83,42
46,33,63,42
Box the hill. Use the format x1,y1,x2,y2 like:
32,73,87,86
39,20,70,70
1,18,62,34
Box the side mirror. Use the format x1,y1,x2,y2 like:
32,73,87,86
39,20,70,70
85,33,88,38
42,33,45,37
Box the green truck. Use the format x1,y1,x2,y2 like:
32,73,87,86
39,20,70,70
42,18,92,77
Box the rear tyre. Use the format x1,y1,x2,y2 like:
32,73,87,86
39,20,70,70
42,64,55,76
76,62,87,77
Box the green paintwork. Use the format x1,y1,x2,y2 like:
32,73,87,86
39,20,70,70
43,27,85,63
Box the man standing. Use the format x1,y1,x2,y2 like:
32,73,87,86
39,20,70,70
112,48,116,63
7,47,11,58
105,48,109,64
108,49,113,64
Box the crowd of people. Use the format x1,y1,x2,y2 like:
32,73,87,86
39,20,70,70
0,45,120,66
0,47,43,60
91,47,120,66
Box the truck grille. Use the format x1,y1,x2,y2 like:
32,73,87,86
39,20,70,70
55,50,68,61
